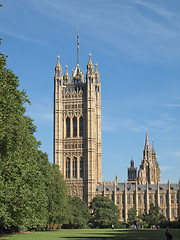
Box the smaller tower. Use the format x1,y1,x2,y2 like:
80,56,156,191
128,158,137,183
138,130,161,184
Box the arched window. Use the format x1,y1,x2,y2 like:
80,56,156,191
80,156,84,179
73,117,77,137
73,157,77,178
79,116,83,137
66,157,70,178
66,117,70,137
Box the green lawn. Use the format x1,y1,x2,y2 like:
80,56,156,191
1,229,180,240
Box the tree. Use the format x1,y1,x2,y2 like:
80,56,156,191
90,196,119,228
63,196,91,229
138,203,166,227
0,41,68,232
47,164,68,227
0,47,49,231
128,206,137,225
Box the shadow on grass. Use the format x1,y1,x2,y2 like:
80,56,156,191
61,229,164,240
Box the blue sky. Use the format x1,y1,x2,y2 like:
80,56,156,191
0,0,180,183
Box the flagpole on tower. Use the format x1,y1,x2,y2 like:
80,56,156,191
77,27,79,66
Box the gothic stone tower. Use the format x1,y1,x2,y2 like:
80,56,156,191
138,130,161,184
53,39,102,203
128,159,137,183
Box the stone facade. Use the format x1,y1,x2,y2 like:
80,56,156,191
96,180,180,222
53,37,180,221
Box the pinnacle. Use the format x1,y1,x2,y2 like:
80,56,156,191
56,55,61,67
145,129,149,146
88,53,92,64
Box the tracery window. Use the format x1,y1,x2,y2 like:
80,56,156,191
79,116,83,137
73,116,77,137
80,156,84,178
66,117,70,137
66,157,70,178
73,157,77,178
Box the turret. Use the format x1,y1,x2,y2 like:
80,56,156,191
86,53,94,76
94,63,100,82
151,140,157,161
54,55,63,85
63,65,70,84
128,158,137,183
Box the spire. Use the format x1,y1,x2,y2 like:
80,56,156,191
145,129,149,146
77,27,79,66
63,65,70,84
72,28,84,83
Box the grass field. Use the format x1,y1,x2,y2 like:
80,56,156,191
1,229,180,240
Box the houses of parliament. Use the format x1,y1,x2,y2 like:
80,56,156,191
53,31,180,222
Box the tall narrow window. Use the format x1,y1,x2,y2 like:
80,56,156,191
117,195,119,204
73,117,77,137
160,195,163,204
79,116,83,137
66,117,70,137
66,157,70,178
80,156,84,178
149,195,152,204
73,157,77,178
127,195,130,204
171,195,175,204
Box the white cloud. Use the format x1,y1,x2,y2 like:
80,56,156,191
0,29,46,44
166,104,180,108
27,0,180,62
132,0,174,18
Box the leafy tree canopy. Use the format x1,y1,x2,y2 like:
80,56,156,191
0,40,68,232
128,206,137,225
90,196,119,228
138,203,166,227
63,196,91,229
